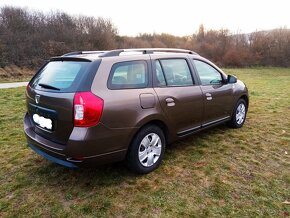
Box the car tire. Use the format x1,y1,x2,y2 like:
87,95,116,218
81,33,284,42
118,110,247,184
228,98,248,128
126,125,165,174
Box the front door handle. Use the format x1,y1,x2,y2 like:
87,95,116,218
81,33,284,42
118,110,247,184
165,98,175,106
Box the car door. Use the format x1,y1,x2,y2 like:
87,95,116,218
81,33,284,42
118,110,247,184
152,58,203,135
192,59,234,126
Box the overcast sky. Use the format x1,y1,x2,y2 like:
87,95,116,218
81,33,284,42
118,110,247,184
1,0,289,36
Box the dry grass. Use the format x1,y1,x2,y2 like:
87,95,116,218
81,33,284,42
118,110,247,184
0,65,34,82
0,68,289,217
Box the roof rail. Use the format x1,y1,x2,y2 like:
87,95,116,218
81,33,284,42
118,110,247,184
98,49,124,57
62,48,198,57
131,48,197,54
62,51,82,56
98,49,148,57
62,50,106,57
99,48,198,57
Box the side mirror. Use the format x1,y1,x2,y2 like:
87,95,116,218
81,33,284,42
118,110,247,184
227,75,237,84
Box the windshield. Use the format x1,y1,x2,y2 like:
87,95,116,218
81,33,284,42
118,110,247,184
31,61,90,92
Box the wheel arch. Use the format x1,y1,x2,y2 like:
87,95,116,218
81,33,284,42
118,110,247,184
230,94,249,119
239,94,249,108
126,119,171,156
141,120,170,144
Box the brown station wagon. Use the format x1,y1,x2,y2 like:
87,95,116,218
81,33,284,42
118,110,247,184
24,48,249,174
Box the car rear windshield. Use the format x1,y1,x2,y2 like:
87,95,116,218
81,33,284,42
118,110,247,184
30,61,90,92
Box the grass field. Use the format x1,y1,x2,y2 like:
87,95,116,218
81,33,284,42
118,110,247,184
0,68,289,217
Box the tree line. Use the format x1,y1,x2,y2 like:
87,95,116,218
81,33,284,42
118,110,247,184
1,6,290,68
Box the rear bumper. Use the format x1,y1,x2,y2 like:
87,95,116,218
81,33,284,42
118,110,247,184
28,143,77,168
24,113,137,167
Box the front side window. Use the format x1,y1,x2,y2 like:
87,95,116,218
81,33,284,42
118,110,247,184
193,60,222,85
155,59,193,87
108,61,148,89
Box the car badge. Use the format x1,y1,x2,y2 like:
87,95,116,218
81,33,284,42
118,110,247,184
35,95,40,104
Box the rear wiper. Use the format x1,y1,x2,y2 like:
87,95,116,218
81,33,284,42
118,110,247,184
38,83,60,90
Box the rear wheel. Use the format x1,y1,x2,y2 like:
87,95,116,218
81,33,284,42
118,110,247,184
229,98,248,128
126,125,165,174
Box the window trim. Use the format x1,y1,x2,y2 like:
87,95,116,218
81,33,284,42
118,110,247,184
155,60,167,87
107,60,149,90
153,58,195,88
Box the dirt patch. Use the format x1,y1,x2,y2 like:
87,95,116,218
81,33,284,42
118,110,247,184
0,65,35,81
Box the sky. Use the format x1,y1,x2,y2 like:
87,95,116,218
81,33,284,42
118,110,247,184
0,0,289,36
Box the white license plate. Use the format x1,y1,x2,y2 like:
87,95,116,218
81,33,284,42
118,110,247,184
33,114,52,130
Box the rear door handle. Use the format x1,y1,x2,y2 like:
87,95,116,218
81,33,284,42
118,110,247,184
205,93,212,101
165,97,175,106
166,98,174,103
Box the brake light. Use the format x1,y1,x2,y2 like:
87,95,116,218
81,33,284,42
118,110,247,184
73,92,103,127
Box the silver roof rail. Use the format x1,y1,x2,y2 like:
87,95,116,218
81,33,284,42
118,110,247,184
62,48,198,57
98,49,124,57
62,51,106,57
128,48,197,54
99,48,198,57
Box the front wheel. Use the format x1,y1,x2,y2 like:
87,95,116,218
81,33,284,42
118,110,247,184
228,99,248,128
126,125,165,174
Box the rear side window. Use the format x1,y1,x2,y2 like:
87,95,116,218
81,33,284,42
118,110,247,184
108,61,148,89
155,59,193,86
31,61,90,92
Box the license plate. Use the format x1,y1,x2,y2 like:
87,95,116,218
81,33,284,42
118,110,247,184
33,114,52,130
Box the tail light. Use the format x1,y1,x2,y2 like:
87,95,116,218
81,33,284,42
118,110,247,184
26,83,30,93
73,92,103,127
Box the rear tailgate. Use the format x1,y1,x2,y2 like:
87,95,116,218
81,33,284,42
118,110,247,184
26,89,74,145
26,58,100,145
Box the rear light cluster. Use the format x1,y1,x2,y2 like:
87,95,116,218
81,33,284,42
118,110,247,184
26,83,30,93
73,92,103,127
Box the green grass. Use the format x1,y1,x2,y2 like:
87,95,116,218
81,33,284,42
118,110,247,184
0,68,289,217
